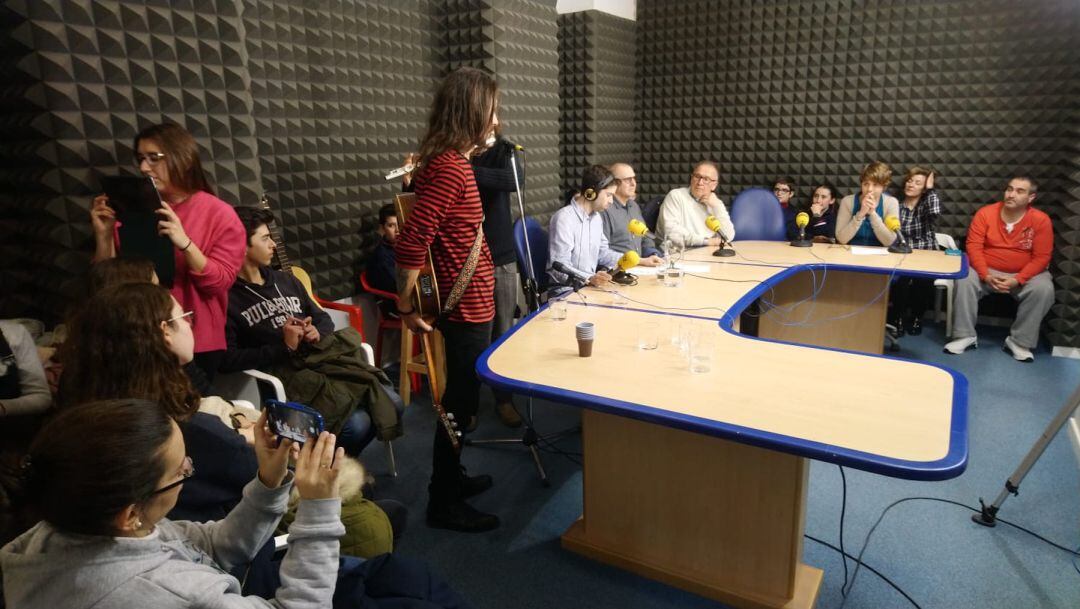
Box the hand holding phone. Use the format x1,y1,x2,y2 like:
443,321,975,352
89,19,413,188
265,400,324,444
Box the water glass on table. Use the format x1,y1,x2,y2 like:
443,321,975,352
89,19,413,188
637,321,659,350
690,332,713,374
550,300,567,320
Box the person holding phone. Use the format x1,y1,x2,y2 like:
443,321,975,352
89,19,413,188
1,400,471,609
90,122,246,381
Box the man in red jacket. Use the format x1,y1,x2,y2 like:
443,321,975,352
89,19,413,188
944,176,1054,361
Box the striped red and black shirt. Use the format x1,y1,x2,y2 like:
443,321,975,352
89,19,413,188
395,149,495,323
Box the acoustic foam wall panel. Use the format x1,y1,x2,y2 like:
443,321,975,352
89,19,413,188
444,0,561,223
636,0,1080,346
0,0,262,323
557,10,636,199
239,0,442,299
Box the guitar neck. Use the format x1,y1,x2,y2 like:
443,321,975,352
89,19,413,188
259,194,292,271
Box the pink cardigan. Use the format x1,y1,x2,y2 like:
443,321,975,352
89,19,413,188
115,191,246,352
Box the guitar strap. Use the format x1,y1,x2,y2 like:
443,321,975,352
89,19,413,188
438,221,485,323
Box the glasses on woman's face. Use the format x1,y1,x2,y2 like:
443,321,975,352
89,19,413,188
135,152,167,167
166,310,195,326
151,456,195,495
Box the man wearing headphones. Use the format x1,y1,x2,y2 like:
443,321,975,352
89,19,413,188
658,160,735,247
546,165,621,294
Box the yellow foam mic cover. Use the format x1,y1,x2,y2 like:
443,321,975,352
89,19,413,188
627,218,648,236
795,212,810,228
884,215,901,232
705,215,721,233
617,250,641,271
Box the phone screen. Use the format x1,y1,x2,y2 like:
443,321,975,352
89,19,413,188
265,401,323,443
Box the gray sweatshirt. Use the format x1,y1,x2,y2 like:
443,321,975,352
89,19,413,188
1,474,346,609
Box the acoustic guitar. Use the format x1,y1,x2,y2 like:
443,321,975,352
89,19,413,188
258,194,320,305
392,192,461,450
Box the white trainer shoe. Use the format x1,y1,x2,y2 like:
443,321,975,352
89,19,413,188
1003,336,1034,362
943,336,977,354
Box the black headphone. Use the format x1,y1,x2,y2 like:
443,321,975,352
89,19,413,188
582,174,615,202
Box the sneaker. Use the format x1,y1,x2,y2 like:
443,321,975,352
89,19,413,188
460,472,493,499
426,500,500,532
496,402,523,428
943,336,977,354
1003,336,1034,362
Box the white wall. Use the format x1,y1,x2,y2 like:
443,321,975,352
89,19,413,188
556,0,635,20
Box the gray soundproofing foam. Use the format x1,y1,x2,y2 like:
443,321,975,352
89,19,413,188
636,0,1080,347
557,10,636,197
239,0,441,298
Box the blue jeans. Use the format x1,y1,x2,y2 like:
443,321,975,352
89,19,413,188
336,382,406,457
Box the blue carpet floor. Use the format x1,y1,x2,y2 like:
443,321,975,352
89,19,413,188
364,321,1080,609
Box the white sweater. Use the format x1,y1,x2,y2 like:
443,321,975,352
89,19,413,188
657,187,735,246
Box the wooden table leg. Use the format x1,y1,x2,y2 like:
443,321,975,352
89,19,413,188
563,410,823,609
756,270,889,354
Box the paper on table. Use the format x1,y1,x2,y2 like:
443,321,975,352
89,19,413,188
632,263,712,276
850,246,889,256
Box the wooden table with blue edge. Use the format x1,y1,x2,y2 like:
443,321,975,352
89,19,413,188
477,240,969,609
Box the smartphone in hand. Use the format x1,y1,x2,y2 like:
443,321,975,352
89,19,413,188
264,400,324,444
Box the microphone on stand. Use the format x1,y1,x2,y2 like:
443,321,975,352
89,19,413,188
705,215,735,257
611,250,640,286
884,215,913,254
551,260,592,290
627,219,657,240
790,212,813,248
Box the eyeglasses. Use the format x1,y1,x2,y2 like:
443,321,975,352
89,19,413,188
134,152,167,166
150,456,195,495
774,187,792,194
166,310,195,325
691,174,717,184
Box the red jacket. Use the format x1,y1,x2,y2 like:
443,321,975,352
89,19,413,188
966,202,1052,285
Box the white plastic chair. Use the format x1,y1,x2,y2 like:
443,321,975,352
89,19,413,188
932,233,958,337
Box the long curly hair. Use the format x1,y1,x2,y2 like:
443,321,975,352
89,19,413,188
59,283,199,421
416,67,499,168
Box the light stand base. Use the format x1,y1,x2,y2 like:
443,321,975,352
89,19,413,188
468,398,581,487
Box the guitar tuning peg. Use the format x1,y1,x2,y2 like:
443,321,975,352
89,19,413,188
446,413,455,420
450,421,458,428
454,431,462,437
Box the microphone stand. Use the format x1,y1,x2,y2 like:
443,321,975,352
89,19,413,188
888,229,913,254
712,229,736,257
468,146,580,487
790,226,813,248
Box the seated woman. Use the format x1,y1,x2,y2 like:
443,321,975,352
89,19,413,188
90,122,246,381
1,399,469,609
835,161,899,247
888,166,943,335
804,183,841,243
58,282,403,562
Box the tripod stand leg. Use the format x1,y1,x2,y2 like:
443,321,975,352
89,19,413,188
528,442,550,487
973,381,1080,526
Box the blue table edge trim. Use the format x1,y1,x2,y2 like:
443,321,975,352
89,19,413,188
477,254,969,481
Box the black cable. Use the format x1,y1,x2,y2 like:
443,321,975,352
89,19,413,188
805,534,923,609
838,465,850,596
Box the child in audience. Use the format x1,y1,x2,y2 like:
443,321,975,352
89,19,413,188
772,176,799,239
1,399,470,609
90,122,246,381
835,161,899,247
368,203,399,295
86,256,158,294
804,183,840,243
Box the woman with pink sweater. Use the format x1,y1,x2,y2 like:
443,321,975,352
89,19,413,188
90,122,245,380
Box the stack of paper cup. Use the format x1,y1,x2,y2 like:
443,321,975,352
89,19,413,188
575,322,595,357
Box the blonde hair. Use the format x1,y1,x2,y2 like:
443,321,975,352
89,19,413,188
859,161,892,186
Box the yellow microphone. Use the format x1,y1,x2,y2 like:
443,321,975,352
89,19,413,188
627,218,652,238
790,212,812,248
617,250,640,271
612,250,640,285
704,216,734,257
884,215,912,253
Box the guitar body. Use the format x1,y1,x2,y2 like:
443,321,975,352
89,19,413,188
394,193,442,319
392,192,460,451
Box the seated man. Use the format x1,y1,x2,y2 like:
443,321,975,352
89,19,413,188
835,160,899,247
657,160,735,247
944,176,1054,361
600,163,664,266
547,165,621,292
367,203,399,294
223,206,404,453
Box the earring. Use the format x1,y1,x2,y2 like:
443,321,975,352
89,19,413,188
134,519,143,529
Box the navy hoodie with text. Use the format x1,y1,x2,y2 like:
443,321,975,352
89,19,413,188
222,267,335,373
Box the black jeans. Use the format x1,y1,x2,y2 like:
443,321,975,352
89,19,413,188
889,277,936,324
429,319,492,505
